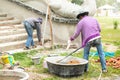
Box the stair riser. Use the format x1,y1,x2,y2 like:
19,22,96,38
0,17,14,21
0,10,42,51
0,26,24,30
0,13,7,17
0,29,25,36
0,34,37,43
0,20,21,26
0,41,38,51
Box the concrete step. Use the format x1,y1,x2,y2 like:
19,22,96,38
0,16,14,21
0,26,13,30
0,25,24,30
0,38,38,51
0,32,37,43
7,45,44,54
0,13,7,17
0,26,23,30
0,28,25,36
0,12,42,51
14,24,24,28
0,19,21,26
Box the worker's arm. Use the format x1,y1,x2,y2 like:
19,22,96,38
33,18,42,24
70,22,82,41
35,23,42,45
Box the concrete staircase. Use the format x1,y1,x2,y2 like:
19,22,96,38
0,13,39,53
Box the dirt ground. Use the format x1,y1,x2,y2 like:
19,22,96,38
0,0,119,80
24,42,119,80
28,72,51,80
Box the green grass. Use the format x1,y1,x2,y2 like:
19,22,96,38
95,17,120,42
12,49,120,80
13,52,33,67
96,16,120,28
11,17,120,79
101,29,120,41
13,50,39,67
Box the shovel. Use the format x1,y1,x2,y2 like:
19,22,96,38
57,47,83,63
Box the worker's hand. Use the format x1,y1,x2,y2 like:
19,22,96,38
66,40,71,50
39,41,42,46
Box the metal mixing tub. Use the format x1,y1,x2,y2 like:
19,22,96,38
45,56,88,77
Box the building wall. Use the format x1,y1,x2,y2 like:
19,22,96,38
0,0,81,46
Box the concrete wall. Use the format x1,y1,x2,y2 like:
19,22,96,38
0,0,81,46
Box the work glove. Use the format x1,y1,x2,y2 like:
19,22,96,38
66,40,71,50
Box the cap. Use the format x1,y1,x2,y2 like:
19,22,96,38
76,11,89,19
37,17,42,24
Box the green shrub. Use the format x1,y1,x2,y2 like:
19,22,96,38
113,20,118,30
72,0,83,5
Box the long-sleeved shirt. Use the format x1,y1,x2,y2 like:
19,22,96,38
70,16,101,47
25,18,42,42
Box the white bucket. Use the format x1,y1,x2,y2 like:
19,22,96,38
43,59,48,69
32,56,40,64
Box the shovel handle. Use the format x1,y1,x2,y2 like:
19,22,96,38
57,47,82,63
